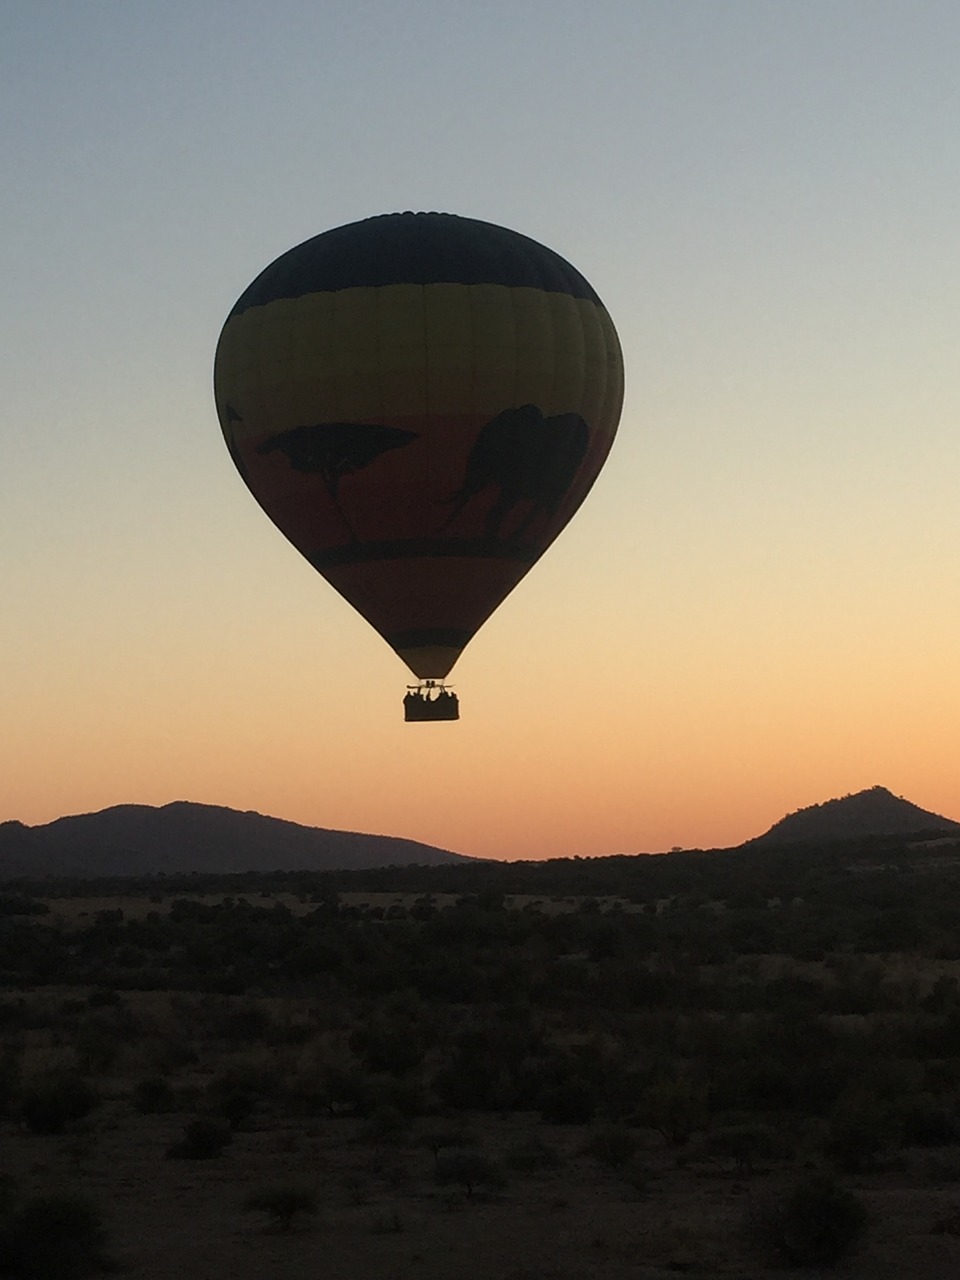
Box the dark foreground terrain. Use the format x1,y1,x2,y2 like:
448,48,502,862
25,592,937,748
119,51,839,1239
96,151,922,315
2,833,960,1277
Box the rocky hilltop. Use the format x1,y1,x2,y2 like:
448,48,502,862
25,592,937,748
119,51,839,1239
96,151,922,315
746,785,960,848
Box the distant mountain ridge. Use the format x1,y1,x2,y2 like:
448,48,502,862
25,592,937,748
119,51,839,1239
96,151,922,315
0,802,472,879
746,786,960,848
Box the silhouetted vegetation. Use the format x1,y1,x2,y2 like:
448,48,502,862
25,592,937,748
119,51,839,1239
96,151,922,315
243,1184,318,1231
750,1173,868,1267
20,1073,98,1136
165,1117,232,1160
0,1191,112,1278
434,1148,506,1198
2,831,960,1271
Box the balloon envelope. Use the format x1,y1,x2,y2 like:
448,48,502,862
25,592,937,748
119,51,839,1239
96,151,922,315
214,212,623,679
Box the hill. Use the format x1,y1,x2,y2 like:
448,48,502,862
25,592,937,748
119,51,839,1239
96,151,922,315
746,785,960,848
0,801,472,879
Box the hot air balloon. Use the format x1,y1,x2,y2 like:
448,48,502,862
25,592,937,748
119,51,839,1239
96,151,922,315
214,212,623,721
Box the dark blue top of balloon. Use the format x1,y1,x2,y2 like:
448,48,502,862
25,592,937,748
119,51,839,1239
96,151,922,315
228,212,602,317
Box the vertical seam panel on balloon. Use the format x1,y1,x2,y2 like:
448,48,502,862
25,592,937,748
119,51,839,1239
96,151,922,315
589,307,610,445
467,282,478,428
603,311,625,436
509,284,519,416
542,257,558,426
579,301,603,431
253,303,271,437
284,298,298,431
504,232,524,415
420,283,432,500
330,290,344,424
572,288,588,423
374,283,385,427
593,303,610,441
575,293,593,510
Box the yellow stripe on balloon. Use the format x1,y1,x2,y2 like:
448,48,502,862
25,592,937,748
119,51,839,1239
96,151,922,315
216,283,621,441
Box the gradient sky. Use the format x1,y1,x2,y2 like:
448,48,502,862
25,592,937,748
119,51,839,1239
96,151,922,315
3,1,959,860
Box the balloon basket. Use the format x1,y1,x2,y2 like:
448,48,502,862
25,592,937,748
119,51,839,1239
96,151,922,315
404,682,459,722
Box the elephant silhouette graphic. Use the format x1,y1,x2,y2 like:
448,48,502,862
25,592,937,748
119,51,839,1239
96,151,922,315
441,405,590,540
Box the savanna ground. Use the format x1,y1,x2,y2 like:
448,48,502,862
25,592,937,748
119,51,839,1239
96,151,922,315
3,837,960,1277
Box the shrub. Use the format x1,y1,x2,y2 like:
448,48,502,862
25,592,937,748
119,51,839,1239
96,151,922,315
434,1149,506,1199
620,1155,653,1195
363,1104,407,1143
370,1210,405,1234
897,1095,960,1148
243,1184,317,1231
0,1049,22,1116
61,1126,94,1172
421,1126,476,1162
504,1133,562,1173
693,1123,781,1174
750,1173,867,1267
0,1192,112,1278
582,1125,638,1171
20,1073,97,1135
212,1001,274,1043
538,1079,596,1125
0,1173,18,1216
73,1018,124,1075
287,1059,371,1117
932,1210,960,1236
207,1060,280,1102
350,1014,428,1075
86,989,121,1009
643,1078,707,1147
165,1117,232,1159
132,1078,176,1115
0,895,49,917
826,1102,890,1173
208,1089,256,1130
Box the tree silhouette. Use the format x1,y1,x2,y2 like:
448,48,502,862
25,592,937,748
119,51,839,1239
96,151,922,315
257,421,416,538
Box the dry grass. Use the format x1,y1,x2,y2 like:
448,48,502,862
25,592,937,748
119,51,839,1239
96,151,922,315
9,890,960,1278
4,1081,960,1278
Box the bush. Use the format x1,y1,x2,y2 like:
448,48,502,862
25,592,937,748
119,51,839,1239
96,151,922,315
20,1073,97,1135
504,1133,562,1173
582,1125,637,1171
363,1103,407,1143
0,1192,112,1278
750,1173,867,1267
0,1173,18,1216
897,1095,960,1147
538,1079,596,1125
434,1149,506,1199
86,989,121,1009
212,1002,274,1043
132,1078,176,1115
620,1155,654,1195
932,1209,960,1236
165,1118,232,1159
693,1123,782,1174
643,1078,707,1147
826,1102,891,1173
0,1050,22,1117
421,1126,476,1162
243,1184,317,1231
208,1089,256,1130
